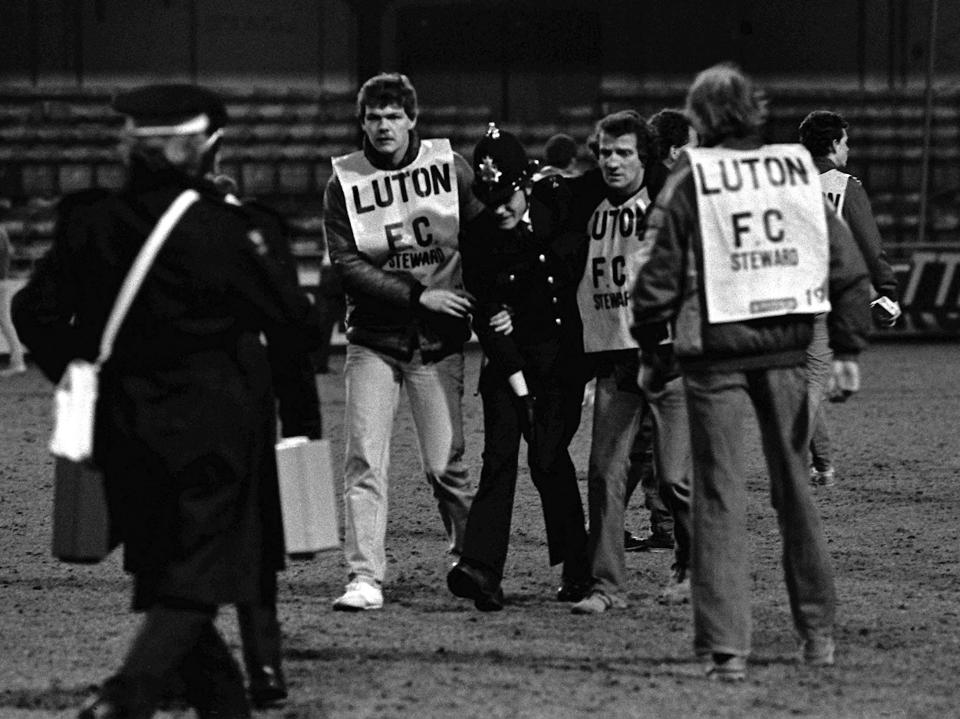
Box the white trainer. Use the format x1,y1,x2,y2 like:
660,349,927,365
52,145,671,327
332,579,383,611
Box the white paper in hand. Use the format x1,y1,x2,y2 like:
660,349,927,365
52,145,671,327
49,361,99,461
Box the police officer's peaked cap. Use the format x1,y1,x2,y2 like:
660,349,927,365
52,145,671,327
472,123,537,207
113,84,228,136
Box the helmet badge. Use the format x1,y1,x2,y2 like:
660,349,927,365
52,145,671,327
478,155,502,186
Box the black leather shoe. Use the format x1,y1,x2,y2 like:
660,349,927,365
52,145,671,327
627,531,674,552
556,580,592,603
77,675,157,719
447,562,504,611
624,530,645,551
249,665,288,708
474,585,505,612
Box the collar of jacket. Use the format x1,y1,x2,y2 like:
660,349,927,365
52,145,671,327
362,129,422,171
813,156,839,173
126,153,199,195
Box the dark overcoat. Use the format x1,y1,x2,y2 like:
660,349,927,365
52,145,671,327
13,162,320,609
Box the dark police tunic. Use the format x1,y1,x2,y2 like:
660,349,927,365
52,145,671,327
13,161,320,610
458,176,589,582
235,197,323,441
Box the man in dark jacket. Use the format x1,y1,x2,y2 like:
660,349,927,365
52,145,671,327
323,73,482,611
14,84,320,718
799,110,901,487
446,125,590,611
632,64,872,681
624,108,700,575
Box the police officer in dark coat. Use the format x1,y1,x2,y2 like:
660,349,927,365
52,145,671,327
13,84,321,719
447,125,591,610
211,173,323,442
209,173,322,707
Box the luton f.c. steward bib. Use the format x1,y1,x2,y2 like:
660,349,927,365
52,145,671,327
332,139,462,290
687,144,831,324
819,168,849,215
577,186,651,352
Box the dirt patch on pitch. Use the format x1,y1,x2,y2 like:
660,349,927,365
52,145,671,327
1,343,959,718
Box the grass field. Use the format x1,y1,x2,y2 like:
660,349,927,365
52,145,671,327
1,342,959,718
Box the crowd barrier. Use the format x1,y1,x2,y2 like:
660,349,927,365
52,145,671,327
880,247,960,336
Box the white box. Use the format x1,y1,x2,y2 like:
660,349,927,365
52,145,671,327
275,437,340,557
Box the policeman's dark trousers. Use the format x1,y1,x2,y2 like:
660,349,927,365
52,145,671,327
105,602,250,718
235,565,282,681
683,365,836,658
459,371,589,585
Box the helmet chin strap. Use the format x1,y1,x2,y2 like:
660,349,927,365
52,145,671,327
199,128,224,154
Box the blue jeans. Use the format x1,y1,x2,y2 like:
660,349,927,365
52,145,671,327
586,365,691,600
806,313,834,471
683,365,836,658
585,372,642,603
341,344,473,584
643,374,693,572
626,413,673,537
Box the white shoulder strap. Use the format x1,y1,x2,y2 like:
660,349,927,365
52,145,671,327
97,189,200,365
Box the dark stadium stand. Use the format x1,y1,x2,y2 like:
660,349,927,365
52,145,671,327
2,86,959,281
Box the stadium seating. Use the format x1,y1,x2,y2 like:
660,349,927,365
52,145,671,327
1,85,958,279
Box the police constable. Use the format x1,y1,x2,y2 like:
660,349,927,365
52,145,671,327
447,125,591,610
13,84,321,718
208,172,322,707
632,64,872,681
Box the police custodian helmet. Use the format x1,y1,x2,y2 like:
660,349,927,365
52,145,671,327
472,123,537,207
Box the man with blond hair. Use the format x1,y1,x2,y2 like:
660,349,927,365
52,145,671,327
632,64,872,680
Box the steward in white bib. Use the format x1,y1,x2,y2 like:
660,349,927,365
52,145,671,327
632,137,872,373
576,184,651,352
563,112,689,614
819,168,848,215
325,132,483,360
687,144,831,324
632,65,875,678
812,158,900,305
799,110,900,307
333,139,461,288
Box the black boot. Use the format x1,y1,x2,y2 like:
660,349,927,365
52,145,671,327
247,664,287,709
447,561,504,611
180,622,251,719
237,602,287,708
77,674,160,719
